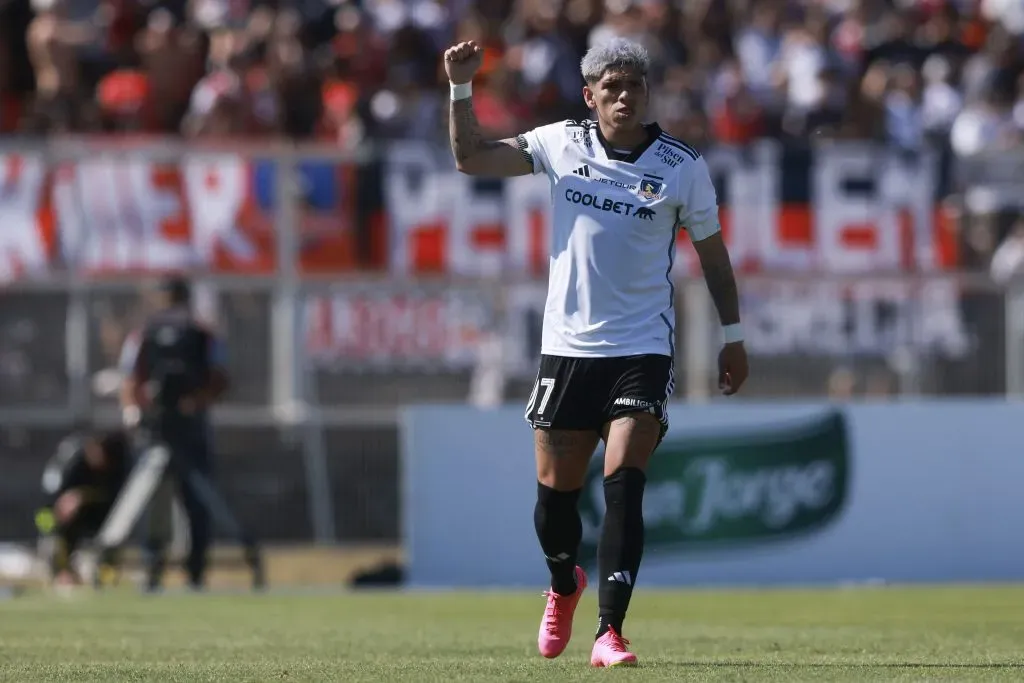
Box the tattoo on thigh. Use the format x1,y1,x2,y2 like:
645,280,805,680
614,414,660,436
538,431,580,459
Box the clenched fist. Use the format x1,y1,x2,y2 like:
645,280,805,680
718,341,749,396
444,41,483,85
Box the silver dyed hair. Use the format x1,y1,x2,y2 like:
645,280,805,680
580,38,650,84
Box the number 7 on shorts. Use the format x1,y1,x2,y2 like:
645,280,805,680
525,377,556,420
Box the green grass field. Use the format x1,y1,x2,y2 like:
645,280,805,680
0,585,1022,682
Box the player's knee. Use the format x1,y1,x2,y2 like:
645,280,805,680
536,481,582,509
603,467,647,508
537,468,587,491
603,411,663,473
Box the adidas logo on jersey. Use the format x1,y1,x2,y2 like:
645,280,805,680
573,165,591,178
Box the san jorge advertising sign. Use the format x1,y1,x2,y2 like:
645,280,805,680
578,411,850,567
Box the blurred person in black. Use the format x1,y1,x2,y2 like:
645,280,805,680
119,275,261,591
36,430,131,587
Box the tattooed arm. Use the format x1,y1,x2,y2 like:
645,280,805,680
449,98,535,177
444,40,534,176
692,232,741,326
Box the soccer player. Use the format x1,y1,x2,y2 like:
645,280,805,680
445,38,748,667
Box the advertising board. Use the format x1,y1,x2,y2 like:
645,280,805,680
402,401,1024,587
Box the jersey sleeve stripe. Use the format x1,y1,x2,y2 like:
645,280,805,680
657,135,699,160
658,131,699,152
514,135,535,167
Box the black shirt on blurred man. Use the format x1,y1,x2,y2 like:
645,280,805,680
119,275,230,590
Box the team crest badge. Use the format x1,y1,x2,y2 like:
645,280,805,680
638,178,663,201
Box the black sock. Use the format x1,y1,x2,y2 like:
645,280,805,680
597,467,646,638
534,483,583,596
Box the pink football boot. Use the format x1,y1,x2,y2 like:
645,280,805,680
591,627,638,667
537,565,587,658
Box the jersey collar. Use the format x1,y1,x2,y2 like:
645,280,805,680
594,121,662,164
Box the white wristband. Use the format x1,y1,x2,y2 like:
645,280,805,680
723,323,744,344
450,81,472,101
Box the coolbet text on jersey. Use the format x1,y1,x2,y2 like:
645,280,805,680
518,120,722,359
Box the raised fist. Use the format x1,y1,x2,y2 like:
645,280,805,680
444,41,483,85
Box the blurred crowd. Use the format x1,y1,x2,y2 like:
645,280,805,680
0,0,1021,154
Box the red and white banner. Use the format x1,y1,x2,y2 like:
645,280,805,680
1,141,958,281
0,141,970,367
0,155,53,281
384,141,958,276
310,142,968,366
0,151,356,280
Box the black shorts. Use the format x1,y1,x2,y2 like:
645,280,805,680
524,353,674,443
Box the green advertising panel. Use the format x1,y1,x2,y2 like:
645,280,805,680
578,411,850,567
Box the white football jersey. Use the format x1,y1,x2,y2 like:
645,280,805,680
518,119,721,359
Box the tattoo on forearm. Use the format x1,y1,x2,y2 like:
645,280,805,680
449,99,532,168
538,431,580,460
702,255,740,326
449,99,485,163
